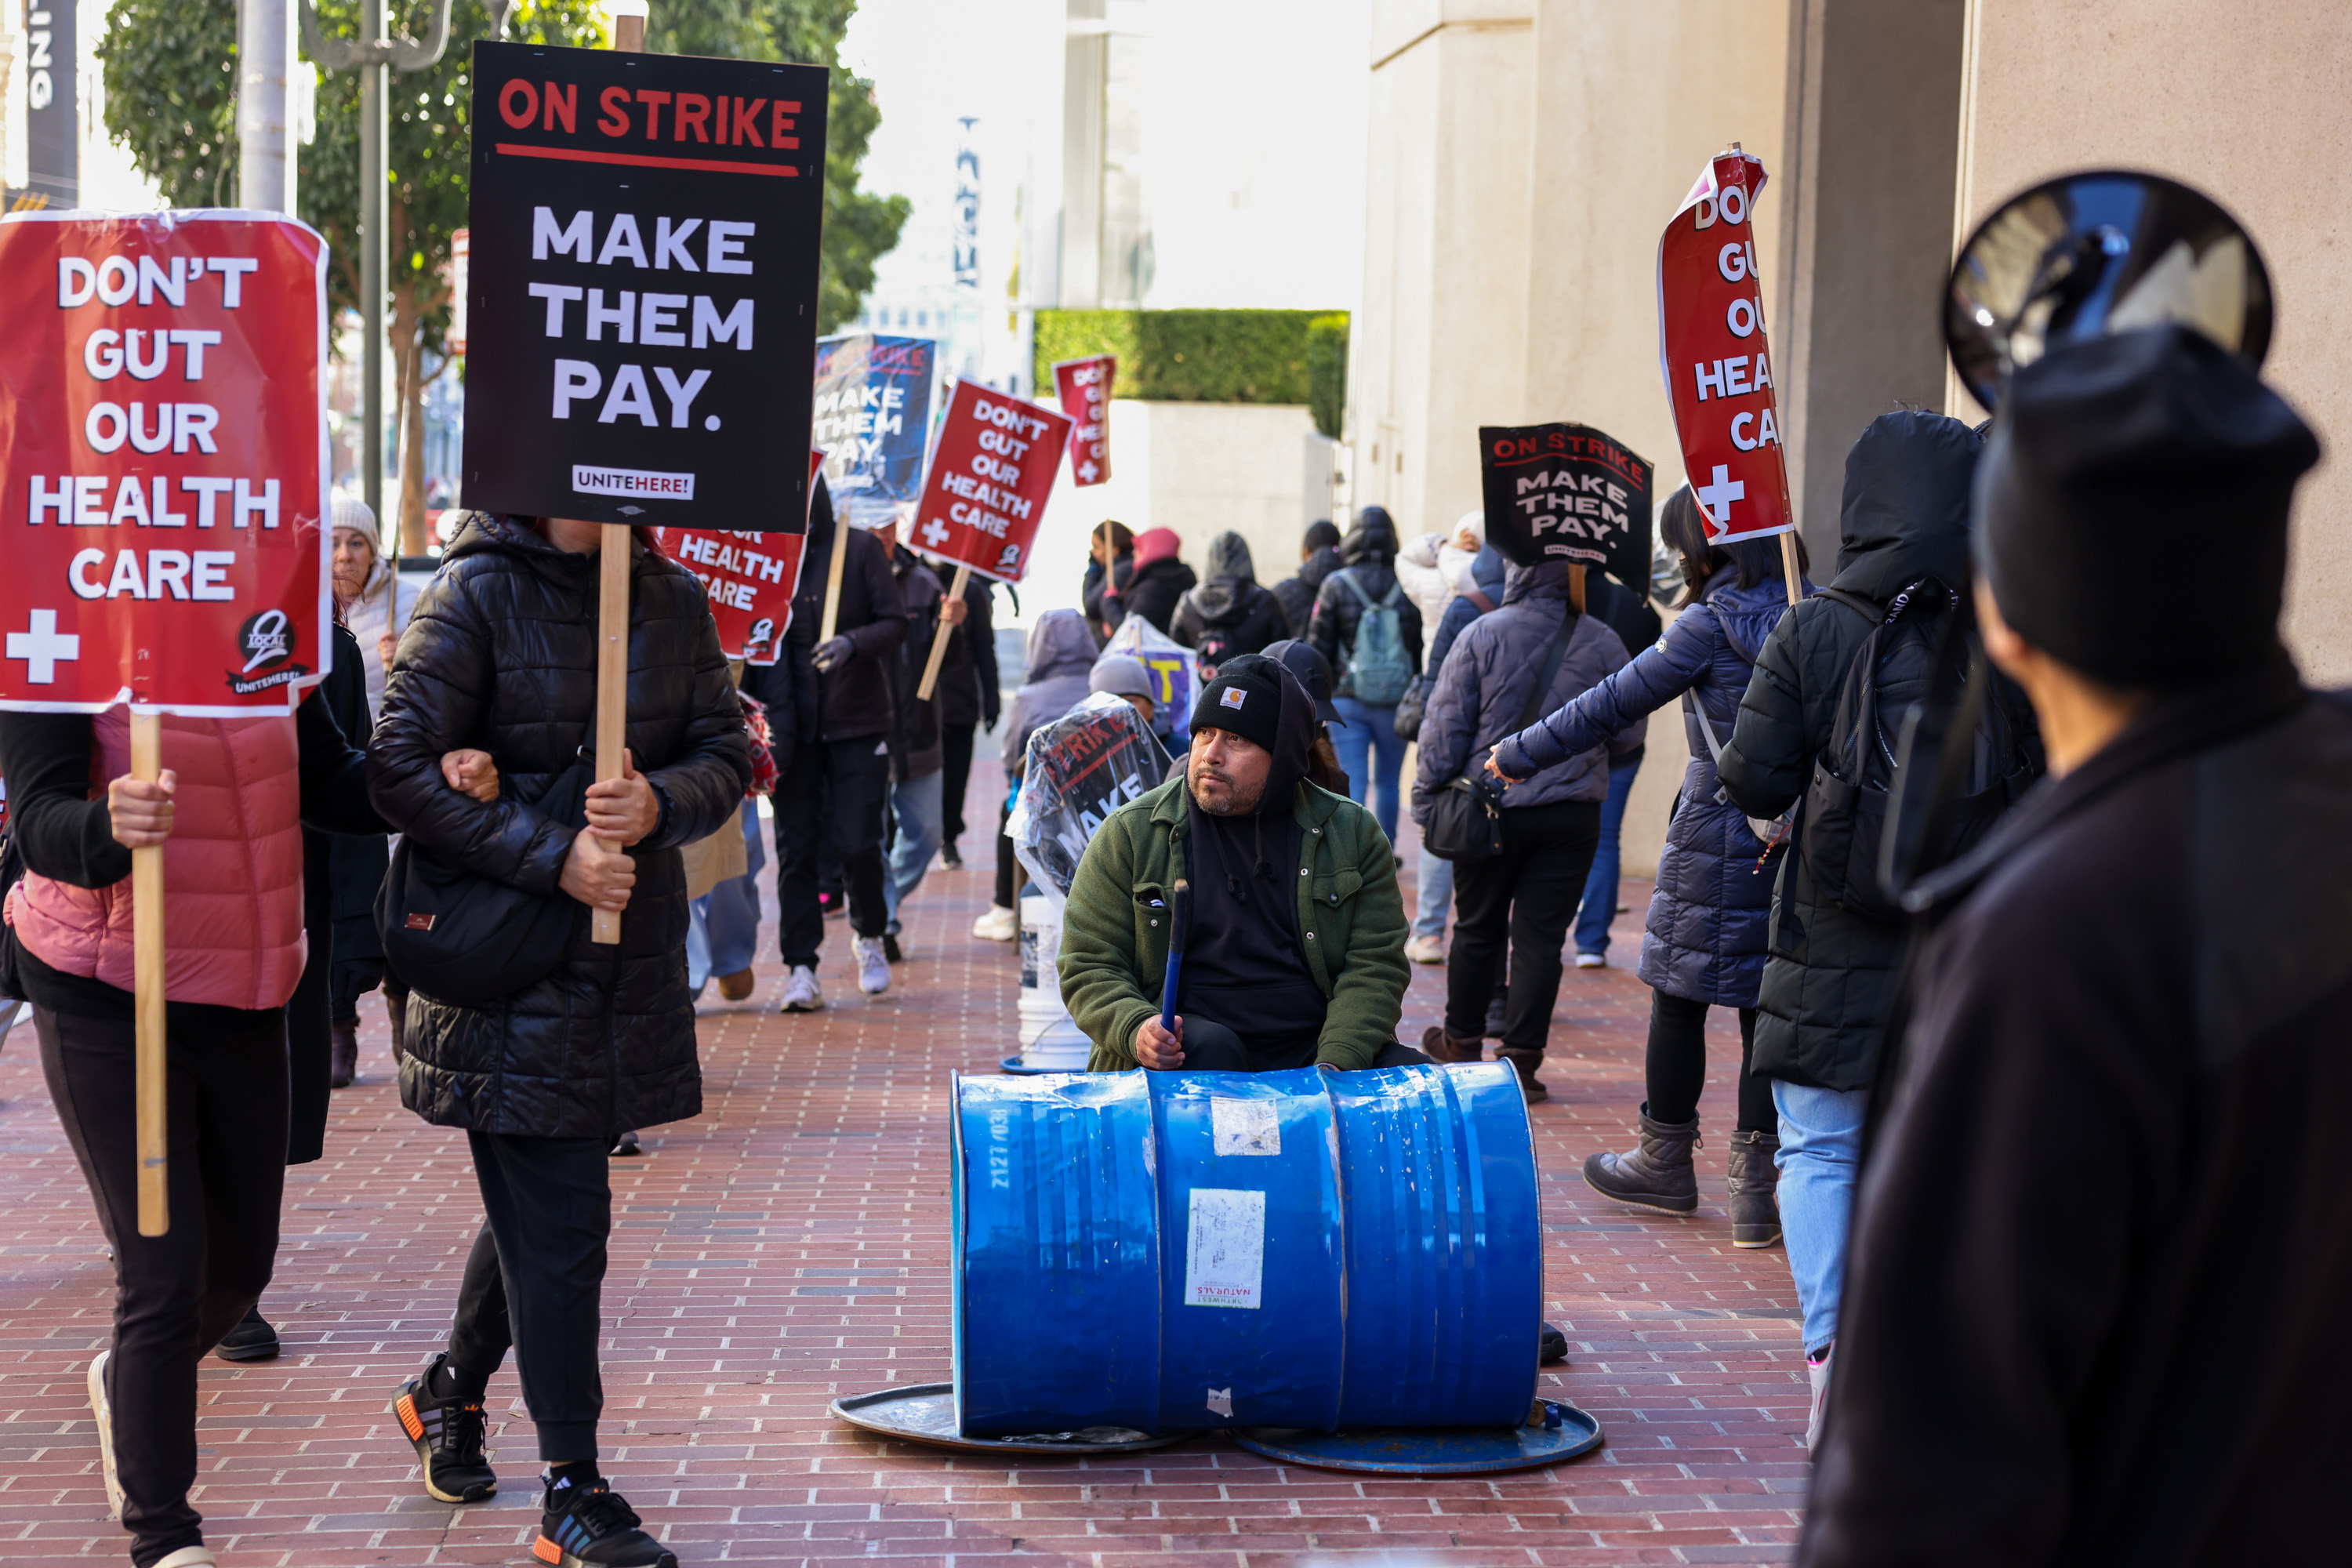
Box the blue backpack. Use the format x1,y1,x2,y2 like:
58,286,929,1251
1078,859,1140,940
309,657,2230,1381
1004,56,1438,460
1334,570,1414,706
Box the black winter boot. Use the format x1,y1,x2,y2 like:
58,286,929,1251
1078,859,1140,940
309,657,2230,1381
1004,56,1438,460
1581,1104,1700,1213
1726,1129,1782,1248
1495,1047,1548,1103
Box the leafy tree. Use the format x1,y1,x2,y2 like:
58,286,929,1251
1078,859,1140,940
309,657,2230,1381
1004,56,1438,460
101,0,907,549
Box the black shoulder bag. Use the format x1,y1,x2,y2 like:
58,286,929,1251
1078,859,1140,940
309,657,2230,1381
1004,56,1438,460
376,760,591,1007
1421,608,1577,863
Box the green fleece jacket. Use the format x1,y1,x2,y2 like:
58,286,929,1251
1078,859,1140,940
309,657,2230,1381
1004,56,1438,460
1058,774,1410,1071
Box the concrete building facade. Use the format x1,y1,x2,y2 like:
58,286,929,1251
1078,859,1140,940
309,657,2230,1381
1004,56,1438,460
1352,0,2350,872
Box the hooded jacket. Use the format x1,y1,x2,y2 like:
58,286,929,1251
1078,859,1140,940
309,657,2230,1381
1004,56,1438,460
1274,543,1343,639
1717,411,2031,1091
935,573,1000,732
1110,528,1197,635
1171,532,1290,665
1412,561,1639,820
887,544,946,780
1493,568,1796,1007
1308,510,1425,695
1060,657,1410,1071
739,480,904,747
368,513,753,1138
1001,608,1100,771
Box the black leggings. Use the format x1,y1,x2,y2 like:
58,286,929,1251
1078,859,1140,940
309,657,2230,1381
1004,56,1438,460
39,1003,288,1568
446,1131,613,1462
1645,989,1774,1133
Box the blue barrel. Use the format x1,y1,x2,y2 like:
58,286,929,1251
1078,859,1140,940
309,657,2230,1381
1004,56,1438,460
951,1063,1541,1437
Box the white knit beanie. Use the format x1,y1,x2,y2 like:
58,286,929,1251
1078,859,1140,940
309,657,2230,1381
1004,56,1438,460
331,495,382,555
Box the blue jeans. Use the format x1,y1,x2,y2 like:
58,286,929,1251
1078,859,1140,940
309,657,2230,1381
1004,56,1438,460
688,802,765,993
882,768,946,935
1773,1080,1871,1354
1573,753,1642,956
1330,697,1405,846
1413,839,1453,941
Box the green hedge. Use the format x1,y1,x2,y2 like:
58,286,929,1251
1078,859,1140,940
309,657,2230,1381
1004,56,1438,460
1034,308,1347,408
1306,313,1348,439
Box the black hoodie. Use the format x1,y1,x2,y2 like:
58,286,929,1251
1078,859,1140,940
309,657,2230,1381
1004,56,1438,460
1178,653,1324,1049
1171,532,1290,666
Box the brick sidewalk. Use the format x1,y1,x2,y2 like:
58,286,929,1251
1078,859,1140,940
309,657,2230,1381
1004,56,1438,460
0,771,1807,1566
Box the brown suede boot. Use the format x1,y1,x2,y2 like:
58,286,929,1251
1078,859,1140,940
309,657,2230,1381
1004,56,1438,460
1726,1129,1782,1247
1494,1047,1549,1102
329,1023,358,1089
1420,1024,1483,1064
1582,1104,1700,1212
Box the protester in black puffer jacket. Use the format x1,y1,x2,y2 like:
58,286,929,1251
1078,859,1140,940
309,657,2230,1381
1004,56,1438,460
367,512,748,1547
1273,519,1342,637
1171,531,1289,670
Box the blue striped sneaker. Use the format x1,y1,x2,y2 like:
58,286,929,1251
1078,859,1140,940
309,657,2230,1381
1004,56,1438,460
534,1468,676,1568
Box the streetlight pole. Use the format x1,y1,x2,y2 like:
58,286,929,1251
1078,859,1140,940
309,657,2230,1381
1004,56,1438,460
237,0,296,212
298,0,452,543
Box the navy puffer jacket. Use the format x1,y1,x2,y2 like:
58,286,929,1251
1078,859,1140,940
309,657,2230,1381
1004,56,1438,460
1494,568,1802,1007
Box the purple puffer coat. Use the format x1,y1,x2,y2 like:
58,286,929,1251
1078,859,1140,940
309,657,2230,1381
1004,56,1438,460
1492,569,1807,1007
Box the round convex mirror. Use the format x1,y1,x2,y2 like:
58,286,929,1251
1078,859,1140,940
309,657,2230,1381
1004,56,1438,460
1946,169,2274,411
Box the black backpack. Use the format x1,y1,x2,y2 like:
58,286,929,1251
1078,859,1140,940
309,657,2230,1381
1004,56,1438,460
1799,579,2036,920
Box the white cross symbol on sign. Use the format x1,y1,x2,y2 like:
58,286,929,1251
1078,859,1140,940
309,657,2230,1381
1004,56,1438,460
1076,459,1099,483
920,517,950,549
1695,463,1745,528
7,608,81,684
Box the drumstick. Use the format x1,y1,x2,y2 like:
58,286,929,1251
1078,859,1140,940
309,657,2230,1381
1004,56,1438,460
1159,878,1189,1037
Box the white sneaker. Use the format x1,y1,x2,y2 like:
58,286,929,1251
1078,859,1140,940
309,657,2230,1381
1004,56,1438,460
1574,951,1606,969
780,964,824,1012
154,1548,219,1568
88,1348,124,1519
1403,935,1446,965
855,937,891,996
971,904,1018,942
1806,1346,1833,1454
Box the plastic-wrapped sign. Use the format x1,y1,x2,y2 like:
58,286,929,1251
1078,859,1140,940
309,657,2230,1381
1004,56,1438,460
1477,422,1652,581
906,379,1073,584
459,41,828,532
1657,150,1795,542
0,209,329,713
1054,353,1114,485
1007,691,1171,904
1103,612,1198,746
813,332,935,529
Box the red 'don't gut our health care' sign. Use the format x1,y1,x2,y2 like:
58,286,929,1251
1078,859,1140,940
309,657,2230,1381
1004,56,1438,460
1657,150,1795,543
0,210,330,714
906,379,1073,585
1053,353,1113,485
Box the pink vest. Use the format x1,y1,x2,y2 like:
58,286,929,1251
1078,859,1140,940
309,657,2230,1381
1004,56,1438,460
8,706,308,1010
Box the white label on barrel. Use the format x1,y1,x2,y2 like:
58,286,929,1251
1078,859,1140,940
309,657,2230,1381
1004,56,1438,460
1184,1188,1266,1309
1210,1098,1281,1157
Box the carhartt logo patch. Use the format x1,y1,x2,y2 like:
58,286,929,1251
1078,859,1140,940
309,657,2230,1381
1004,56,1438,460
1220,688,1247,709
405,913,436,931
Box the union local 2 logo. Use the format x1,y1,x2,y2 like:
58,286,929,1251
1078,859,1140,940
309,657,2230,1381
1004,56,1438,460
226,608,310,694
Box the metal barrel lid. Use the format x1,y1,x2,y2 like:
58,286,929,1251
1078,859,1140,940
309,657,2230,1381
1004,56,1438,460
1232,1402,1604,1475
829,1382,1186,1456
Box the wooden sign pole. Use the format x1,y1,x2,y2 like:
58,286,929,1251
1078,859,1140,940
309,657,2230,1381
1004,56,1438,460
129,711,167,1236
1567,563,1587,614
816,517,850,644
590,2,646,947
915,562,971,702
1778,530,1802,608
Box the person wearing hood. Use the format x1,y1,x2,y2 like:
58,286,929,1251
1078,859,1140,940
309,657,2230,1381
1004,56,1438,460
1102,526,1196,636
742,479,905,1011
1263,637,1352,794
1413,560,1641,1102
1798,328,2347,1564
1716,410,2037,1447
1394,510,1486,634
1171,531,1290,670
1059,653,1417,1073
972,609,1099,942
1273,519,1344,638
1081,520,1134,641
1308,507,1425,844
878,540,959,967
1486,488,1803,1242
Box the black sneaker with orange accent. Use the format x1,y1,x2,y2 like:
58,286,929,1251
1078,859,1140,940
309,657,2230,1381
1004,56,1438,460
389,1354,497,1504
534,1468,676,1568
